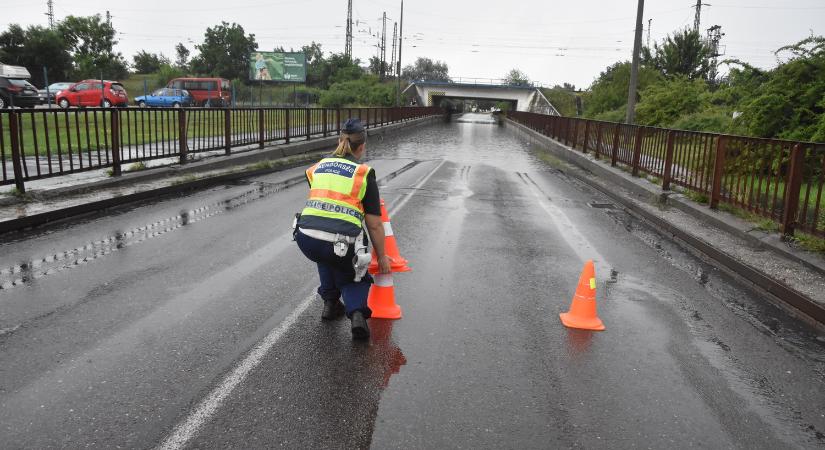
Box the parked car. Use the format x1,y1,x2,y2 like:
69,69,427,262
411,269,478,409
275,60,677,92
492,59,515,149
38,82,73,105
0,64,40,108
134,88,193,107
166,77,231,107
55,79,129,108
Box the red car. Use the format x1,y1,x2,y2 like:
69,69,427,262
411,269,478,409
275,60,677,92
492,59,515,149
56,80,129,108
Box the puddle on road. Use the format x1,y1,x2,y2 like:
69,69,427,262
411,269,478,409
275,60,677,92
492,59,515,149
0,178,304,291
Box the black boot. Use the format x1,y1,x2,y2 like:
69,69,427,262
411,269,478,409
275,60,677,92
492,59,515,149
350,310,370,340
321,299,345,320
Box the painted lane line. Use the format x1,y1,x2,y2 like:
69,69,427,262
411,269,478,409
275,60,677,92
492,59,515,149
156,158,445,450
389,159,446,217
156,292,316,450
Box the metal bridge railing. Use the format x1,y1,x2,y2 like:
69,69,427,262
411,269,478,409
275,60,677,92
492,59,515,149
1,106,442,193
508,111,825,237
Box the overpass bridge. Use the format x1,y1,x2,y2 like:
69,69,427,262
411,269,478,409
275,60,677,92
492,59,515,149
404,79,560,115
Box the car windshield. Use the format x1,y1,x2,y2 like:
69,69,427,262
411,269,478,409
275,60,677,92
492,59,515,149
50,83,71,90
111,84,125,92
152,89,164,96
8,79,30,87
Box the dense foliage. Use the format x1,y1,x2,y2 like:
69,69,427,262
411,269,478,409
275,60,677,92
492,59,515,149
581,33,825,142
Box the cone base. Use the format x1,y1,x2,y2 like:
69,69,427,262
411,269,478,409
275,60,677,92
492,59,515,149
559,312,605,331
371,304,402,320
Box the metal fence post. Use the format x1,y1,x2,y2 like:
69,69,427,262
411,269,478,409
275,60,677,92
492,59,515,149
285,109,290,144
110,110,122,177
571,119,578,149
709,135,728,209
178,108,188,164
594,122,602,159
582,120,590,153
631,127,644,176
611,124,620,167
336,109,341,135
305,108,311,140
224,108,232,155
781,144,805,236
258,108,265,148
662,130,675,190
9,111,25,193
322,109,328,137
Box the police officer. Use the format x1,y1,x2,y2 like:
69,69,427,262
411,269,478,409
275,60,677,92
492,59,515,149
295,118,392,340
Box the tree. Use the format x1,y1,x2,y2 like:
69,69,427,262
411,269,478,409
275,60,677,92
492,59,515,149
132,51,169,74
503,69,530,86
174,43,190,71
635,76,710,127
368,56,388,77
189,22,257,80
58,15,128,79
315,53,363,89
401,57,449,81
582,61,662,119
0,24,73,86
643,28,711,80
302,41,325,86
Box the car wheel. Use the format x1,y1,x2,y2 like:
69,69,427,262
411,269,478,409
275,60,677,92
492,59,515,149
203,100,212,108
58,98,70,109
172,102,181,108
102,99,112,108
138,101,146,108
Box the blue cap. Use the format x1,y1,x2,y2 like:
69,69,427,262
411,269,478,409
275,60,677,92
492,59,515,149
343,118,365,134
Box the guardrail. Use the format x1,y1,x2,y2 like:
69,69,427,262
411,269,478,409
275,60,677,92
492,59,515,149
508,111,825,237
1,106,442,193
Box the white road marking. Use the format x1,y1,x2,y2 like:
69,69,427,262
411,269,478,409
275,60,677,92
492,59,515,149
389,159,446,216
156,158,446,450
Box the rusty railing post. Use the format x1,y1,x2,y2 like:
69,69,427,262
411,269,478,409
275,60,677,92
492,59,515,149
258,108,265,148
611,124,621,167
571,119,578,149
631,127,644,176
284,109,290,144
224,108,231,155
178,108,188,164
781,144,805,236
110,109,121,177
662,130,675,190
582,120,590,153
322,109,328,137
305,108,311,140
9,111,26,193
709,135,728,209
594,122,602,159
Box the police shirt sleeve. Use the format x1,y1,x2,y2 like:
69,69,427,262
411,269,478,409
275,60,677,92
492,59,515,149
362,169,381,216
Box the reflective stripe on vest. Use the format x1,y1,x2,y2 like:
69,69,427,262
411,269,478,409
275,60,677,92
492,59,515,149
301,158,371,229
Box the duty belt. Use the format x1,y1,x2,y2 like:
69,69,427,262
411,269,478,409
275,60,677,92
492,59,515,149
298,227,357,244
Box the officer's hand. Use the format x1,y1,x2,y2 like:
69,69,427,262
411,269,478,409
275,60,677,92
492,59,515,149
378,255,393,274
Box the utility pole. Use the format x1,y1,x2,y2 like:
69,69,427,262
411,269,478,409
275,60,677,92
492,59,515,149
345,0,353,59
626,0,644,124
380,12,387,80
390,22,397,77
646,18,652,48
46,0,55,29
396,0,403,106
706,25,725,81
106,10,111,25
693,0,710,34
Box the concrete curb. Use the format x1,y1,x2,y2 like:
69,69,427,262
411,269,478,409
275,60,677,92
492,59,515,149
507,118,825,328
0,116,439,234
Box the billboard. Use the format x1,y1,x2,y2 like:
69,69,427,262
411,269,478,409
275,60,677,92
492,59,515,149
249,52,306,82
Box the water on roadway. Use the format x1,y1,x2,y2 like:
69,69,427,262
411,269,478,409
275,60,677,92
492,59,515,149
0,113,823,449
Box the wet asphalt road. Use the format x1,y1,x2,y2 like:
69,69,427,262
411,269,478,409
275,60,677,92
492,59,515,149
1,113,824,449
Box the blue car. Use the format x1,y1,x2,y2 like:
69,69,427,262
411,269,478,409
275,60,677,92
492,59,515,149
134,88,193,107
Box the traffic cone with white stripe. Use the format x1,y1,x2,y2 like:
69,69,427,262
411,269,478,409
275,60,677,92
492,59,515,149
368,273,402,319
559,260,605,331
368,199,411,274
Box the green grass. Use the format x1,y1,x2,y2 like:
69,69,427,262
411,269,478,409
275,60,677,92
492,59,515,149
127,161,147,171
790,232,825,254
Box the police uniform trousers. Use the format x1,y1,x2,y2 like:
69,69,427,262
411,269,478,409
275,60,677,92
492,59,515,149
296,230,373,318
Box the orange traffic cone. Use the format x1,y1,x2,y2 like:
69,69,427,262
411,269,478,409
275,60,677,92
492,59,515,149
368,199,411,274
559,260,605,331
368,273,402,319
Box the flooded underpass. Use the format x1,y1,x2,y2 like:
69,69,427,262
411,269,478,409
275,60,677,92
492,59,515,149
1,112,823,448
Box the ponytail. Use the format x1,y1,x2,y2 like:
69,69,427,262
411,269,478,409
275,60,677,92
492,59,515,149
333,130,366,158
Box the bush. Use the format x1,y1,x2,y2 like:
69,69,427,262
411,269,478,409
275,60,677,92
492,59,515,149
635,76,709,127
153,64,184,90
671,109,732,133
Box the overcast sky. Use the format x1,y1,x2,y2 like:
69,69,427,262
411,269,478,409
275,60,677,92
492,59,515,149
4,0,825,88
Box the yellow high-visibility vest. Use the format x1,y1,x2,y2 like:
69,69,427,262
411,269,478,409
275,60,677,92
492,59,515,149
301,157,371,234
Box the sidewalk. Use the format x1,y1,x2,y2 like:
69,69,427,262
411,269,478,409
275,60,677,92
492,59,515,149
508,118,825,329
0,116,438,232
